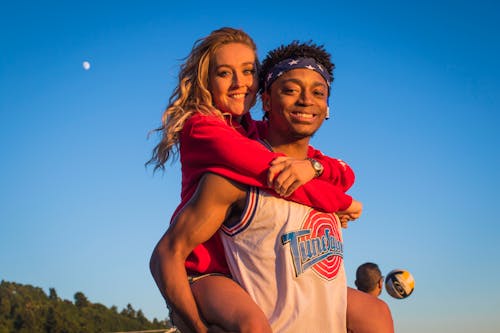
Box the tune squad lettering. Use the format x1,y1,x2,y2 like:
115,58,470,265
281,228,343,277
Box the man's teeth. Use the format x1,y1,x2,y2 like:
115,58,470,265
295,112,313,119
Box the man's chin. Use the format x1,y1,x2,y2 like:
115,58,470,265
290,130,316,140
289,125,318,139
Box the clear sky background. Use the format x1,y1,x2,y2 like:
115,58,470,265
1,1,499,332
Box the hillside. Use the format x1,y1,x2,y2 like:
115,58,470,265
0,280,174,333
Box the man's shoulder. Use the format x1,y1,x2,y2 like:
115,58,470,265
200,173,247,200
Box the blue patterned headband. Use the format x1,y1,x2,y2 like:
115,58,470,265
264,57,332,91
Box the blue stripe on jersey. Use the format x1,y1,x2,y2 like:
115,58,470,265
221,187,259,236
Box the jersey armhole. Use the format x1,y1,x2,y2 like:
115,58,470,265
221,187,259,236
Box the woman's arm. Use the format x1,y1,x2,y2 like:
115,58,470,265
306,146,355,192
256,118,356,191
181,114,352,213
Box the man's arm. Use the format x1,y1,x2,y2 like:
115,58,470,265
149,173,246,333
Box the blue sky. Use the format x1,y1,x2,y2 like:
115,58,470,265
1,1,498,332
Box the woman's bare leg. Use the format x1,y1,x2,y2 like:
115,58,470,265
186,275,271,333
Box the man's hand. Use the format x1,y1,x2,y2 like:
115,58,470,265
267,156,316,197
336,199,363,228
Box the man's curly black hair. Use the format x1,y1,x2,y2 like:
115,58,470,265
258,41,335,94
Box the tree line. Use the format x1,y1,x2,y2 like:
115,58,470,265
0,280,173,333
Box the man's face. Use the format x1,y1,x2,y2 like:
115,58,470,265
263,68,328,141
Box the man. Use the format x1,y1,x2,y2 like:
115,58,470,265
349,262,393,333
151,41,392,332
217,43,353,331
355,262,384,297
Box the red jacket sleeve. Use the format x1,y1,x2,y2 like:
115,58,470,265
180,114,352,212
307,146,355,193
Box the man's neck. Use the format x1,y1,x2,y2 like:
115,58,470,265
368,288,382,297
266,131,310,159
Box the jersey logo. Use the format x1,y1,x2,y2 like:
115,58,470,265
281,211,343,281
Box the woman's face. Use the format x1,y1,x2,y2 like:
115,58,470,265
209,43,258,119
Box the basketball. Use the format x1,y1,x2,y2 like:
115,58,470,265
385,269,415,299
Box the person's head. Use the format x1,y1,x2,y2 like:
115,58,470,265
208,40,258,118
258,41,334,142
180,27,259,118
149,27,259,170
355,262,384,297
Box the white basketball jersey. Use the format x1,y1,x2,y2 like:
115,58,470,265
220,188,347,333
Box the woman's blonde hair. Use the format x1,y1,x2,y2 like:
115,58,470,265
148,27,258,171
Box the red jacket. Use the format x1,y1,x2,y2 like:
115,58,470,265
173,113,355,275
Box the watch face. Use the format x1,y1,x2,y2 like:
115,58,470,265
309,158,323,176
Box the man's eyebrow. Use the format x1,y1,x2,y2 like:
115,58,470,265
280,78,328,88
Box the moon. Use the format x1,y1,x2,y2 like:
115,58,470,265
82,61,91,70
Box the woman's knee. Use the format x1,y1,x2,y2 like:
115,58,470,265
190,275,271,332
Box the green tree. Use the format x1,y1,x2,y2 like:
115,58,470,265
121,303,136,318
0,296,11,318
136,309,147,325
44,306,63,333
0,324,9,333
48,288,58,301
0,280,170,332
73,292,89,308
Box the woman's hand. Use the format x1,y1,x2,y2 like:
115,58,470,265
267,156,316,197
336,199,363,228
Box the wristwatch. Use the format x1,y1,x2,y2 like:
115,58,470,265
307,158,324,177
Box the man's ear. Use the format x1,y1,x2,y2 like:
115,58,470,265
262,93,271,112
